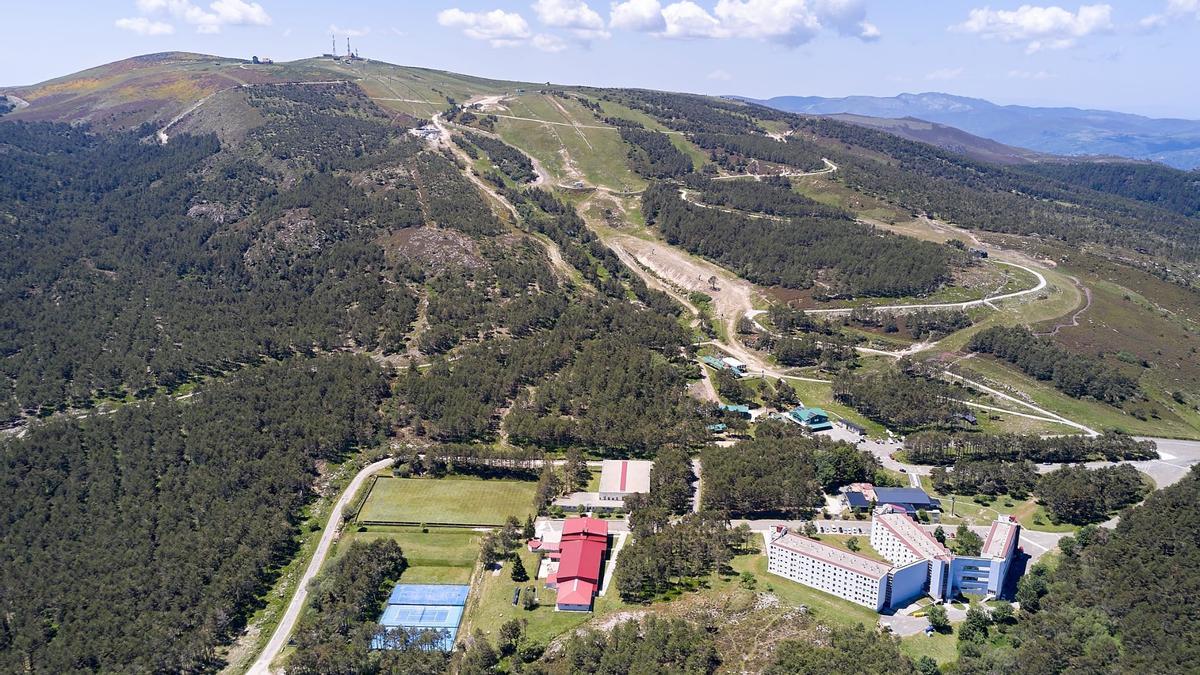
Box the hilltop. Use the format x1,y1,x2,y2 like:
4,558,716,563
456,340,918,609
0,51,529,131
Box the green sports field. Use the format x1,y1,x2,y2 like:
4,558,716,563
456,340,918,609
357,476,536,526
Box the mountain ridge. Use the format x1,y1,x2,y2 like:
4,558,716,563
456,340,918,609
743,91,1200,169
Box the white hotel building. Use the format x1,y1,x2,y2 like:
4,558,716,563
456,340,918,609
768,509,1021,611
768,532,892,611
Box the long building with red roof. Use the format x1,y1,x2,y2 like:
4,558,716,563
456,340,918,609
550,517,609,611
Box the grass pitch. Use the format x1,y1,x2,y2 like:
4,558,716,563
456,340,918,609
358,476,536,526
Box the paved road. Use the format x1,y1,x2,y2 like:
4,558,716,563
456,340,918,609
247,457,395,675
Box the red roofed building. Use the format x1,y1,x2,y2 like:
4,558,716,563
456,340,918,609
552,517,609,611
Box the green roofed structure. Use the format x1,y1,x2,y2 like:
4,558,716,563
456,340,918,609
719,403,752,419
789,406,832,431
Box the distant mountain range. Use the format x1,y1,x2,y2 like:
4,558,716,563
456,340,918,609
743,92,1200,170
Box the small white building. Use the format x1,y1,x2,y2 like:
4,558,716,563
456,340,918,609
719,357,748,376
598,459,653,503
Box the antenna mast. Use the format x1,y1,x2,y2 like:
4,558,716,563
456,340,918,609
331,34,337,57
346,37,351,58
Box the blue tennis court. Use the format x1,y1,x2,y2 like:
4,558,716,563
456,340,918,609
380,604,464,629
387,583,471,607
375,583,471,652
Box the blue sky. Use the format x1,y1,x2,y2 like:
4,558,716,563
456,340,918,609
4,1,1198,117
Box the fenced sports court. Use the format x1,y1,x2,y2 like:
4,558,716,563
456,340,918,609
375,583,471,651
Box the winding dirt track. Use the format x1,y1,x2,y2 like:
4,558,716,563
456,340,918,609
248,457,395,675
1035,275,1092,336
792,261,1048,316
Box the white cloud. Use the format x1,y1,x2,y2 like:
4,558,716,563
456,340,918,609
660,1,724,38
953,4,1112,52
115,16,175,35
533,33,570,51
611,0,879,45
329,24,370,38
438,8,532,46
1140,0,1200,30
130,0,270,34
610,0,666,31
858,21,881,41
534,0,610,38
712,0,821,46
924,67,964,81
707,68,732,80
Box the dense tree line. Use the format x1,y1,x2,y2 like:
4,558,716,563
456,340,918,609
968,325,1140,404
246,83,398,170
413,150,504,236
0,355,388,673
505,336,701,454
766,625,916,675
699,433,878,516
768,333,858,369
600,115,644,129
846,307,972,339
931,460,1039,498
767,304,826,334
615,511,753,602
643,182,955,297
905,431,1158,465
1024,161,1200,219
832,364,968,431
1036,463,1149,525
417,238,566,355
394,443,545,481
289,539,446,675
620,127,694,178
555,616,719,674
457,130,536,183
690,132,827,172
625,445,696,514
955,467,1200,673
401,296,696,451
601,89,764,134
688,174,849,218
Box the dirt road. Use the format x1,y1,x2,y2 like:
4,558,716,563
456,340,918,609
795,261,1047,317
247,456,395,675
432,113,576,281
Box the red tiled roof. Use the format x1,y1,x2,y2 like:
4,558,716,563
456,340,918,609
557,538,604,583
556,578,597,607
562,516,609,538
555,517,609,608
